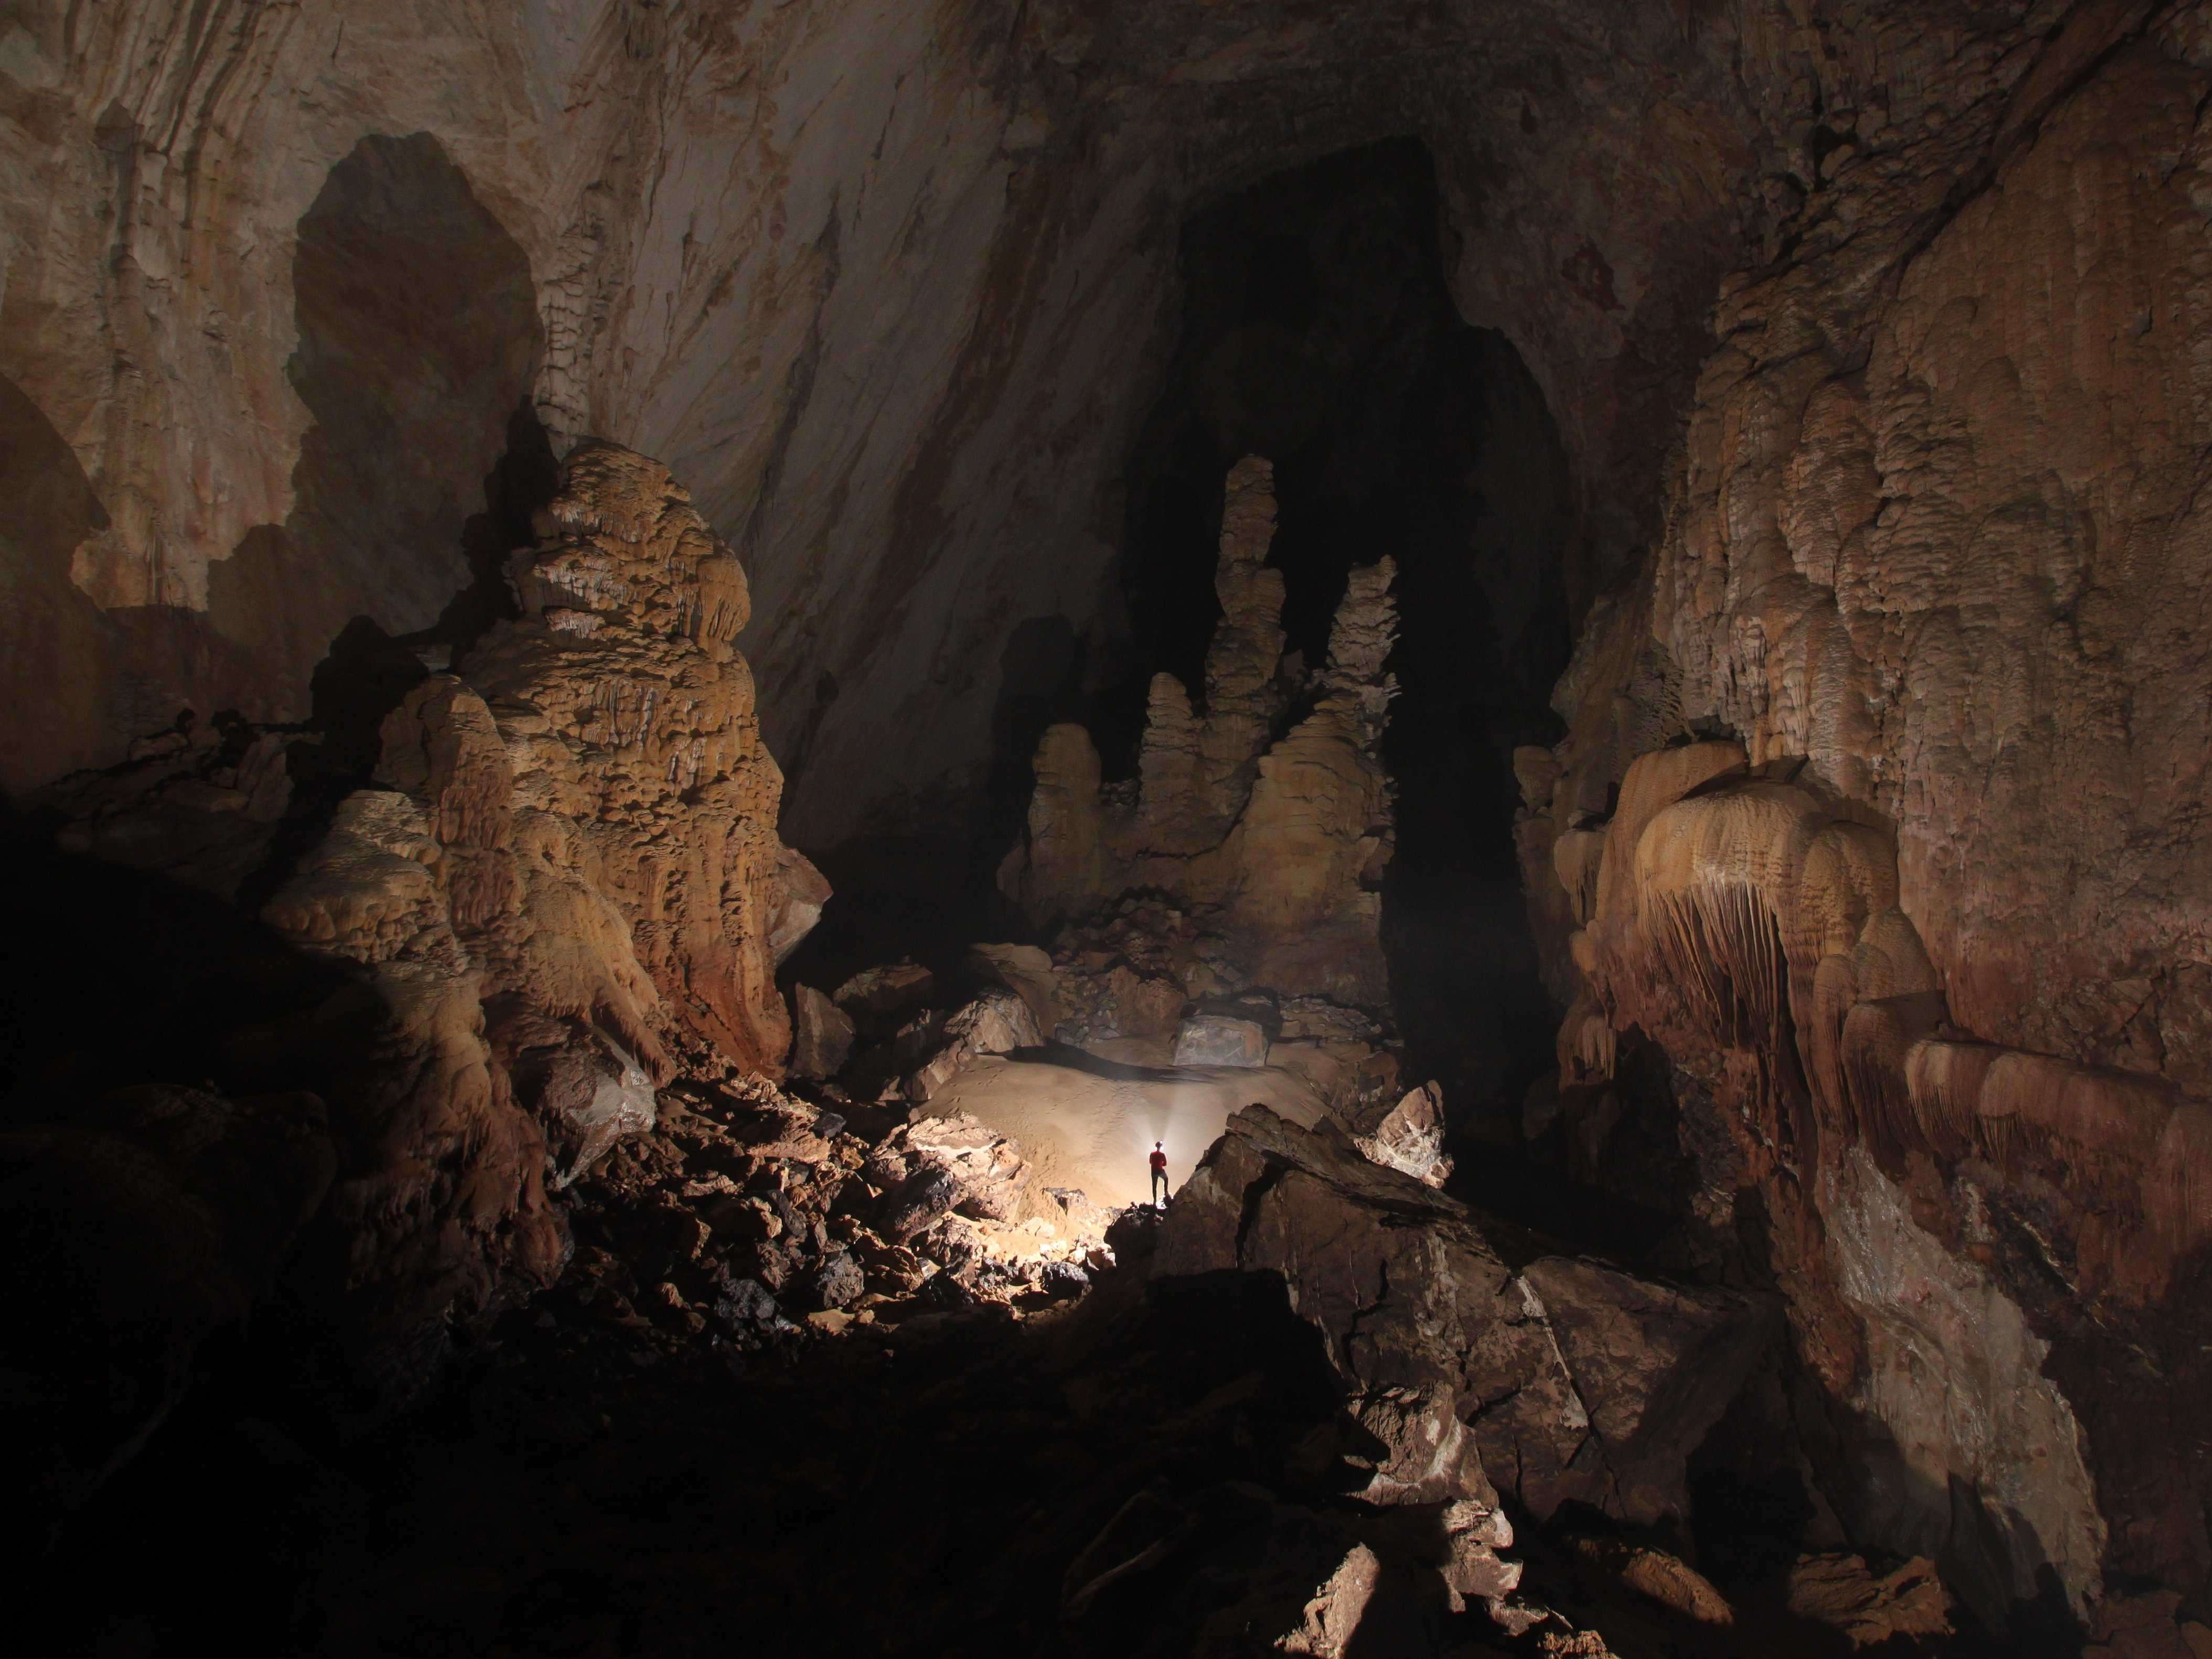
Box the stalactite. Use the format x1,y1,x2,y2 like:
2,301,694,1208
1840,993,1949,1165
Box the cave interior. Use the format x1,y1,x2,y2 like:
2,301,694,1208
6,4,2212,1657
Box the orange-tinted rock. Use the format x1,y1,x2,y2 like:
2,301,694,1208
464,441,798,1078
256,442,811,1382
1530,45,2212,1583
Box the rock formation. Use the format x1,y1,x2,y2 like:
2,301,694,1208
257,440,818,1378
1160,1107,1777,1535
1509,16,2212,1634
1000,456,1398,1006
9,441,820,1405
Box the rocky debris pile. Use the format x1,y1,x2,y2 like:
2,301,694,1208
785,956,1049,1105
247,1188,1631,1659
997,457,1398,1006
1157,1104,1780,1647
1033,907,1205,1055
534,1071,1129,1376
1035,902,1407,1115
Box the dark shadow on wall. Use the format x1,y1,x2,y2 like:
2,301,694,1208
0,372,122,795
208,131,549,775
5,133,550,804
1112,138,1573,1135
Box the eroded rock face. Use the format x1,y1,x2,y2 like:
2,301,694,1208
15,0,2212,1643
461,439,798,1075
1515,16,2212,1632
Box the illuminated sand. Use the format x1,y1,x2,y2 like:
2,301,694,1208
921,1054,1329,1211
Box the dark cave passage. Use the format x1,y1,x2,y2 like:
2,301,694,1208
1112,138,1573,1136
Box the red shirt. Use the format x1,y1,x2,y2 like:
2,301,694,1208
1149,1149,1167,1172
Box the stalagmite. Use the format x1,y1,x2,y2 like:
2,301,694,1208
998,458,1398,1004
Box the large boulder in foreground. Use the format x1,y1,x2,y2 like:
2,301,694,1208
1156,1107,1776,1526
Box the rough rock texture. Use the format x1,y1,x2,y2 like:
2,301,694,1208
1158,1107,1777,1529
765,846,833,968
1172,1014,1269,1069
262,782,570,1383
1001,458,1397,1004
19,1,2212,1643
788,986,857,1083
968,943,1060,1036
1786,1553,1953,1650
464,440,799,1073
904,988,1043,1104
1,0,1899,841
1349,1082,1455,1189
1515,12,2212,1633
253,441,812,1380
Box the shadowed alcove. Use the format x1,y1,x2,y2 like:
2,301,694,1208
1111,138,1572,1133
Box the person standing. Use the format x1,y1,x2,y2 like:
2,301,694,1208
1149,1141,1169,1206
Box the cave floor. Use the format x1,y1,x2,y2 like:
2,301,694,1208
42,1214,1969,1659
55,1254,1899,1659
51,1250,1385,1658
28,1054,1989,1659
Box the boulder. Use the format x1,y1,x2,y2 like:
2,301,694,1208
1052,960,1188,1049
807,1250,865,1311
1174,1014,1269,1068
1037,1259,1090,1298
905,988,1042,1103
1787,1554,1951,1649
879,1162,959,1245
788,985,856,1080
1350,1082,1452,1188
967,943,1059,1035
500,1018,656,1188
720,1099,835,1164
765,846,832,966
1157,1107,1776,1525
1569,1536,1734,1626
896,1113,1031,1221
832,962,936,1036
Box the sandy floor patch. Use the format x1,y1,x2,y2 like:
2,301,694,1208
920,1053,1328,1210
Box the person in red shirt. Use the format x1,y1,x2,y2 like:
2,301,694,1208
1149,1141,1169,1206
